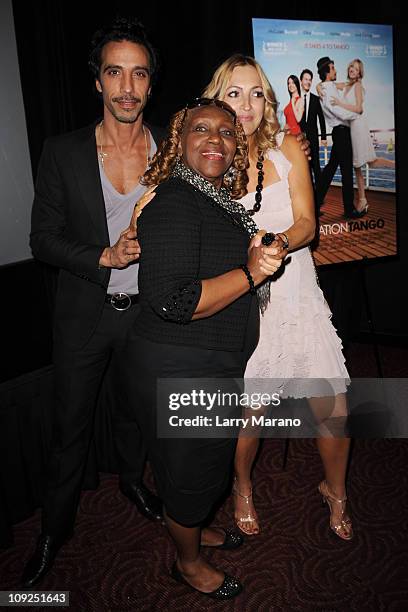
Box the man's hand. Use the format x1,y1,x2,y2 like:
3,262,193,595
102,186,156,269
99,229,140,269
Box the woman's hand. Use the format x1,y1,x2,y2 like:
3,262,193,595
316,83,325,99
192,231,284,320
267,234,289,259
295,132,311,160
247,231,284,281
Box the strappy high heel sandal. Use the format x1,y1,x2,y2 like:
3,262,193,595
357,197,369,214
318,480,353,541
232,478,260,536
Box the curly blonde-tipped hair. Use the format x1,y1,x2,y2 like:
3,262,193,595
142,103,249,199
202,54,281,153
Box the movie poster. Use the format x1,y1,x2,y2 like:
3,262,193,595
252,19,396,265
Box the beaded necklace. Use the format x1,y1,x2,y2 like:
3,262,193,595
247,151,265,216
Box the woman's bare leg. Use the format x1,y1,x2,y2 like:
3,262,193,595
355,166,366,204
308,394,352,538
233,404,267,535
164,509,224,592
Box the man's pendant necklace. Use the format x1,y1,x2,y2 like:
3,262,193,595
97,120,151,172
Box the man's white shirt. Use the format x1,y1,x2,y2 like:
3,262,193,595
320,81,359,130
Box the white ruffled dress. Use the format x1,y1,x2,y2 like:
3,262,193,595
241,133,349,398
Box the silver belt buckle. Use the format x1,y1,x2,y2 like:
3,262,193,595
110,292,131,311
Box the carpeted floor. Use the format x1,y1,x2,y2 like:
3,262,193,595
1,341,407,611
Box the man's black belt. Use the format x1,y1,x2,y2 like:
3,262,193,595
105,292,139,311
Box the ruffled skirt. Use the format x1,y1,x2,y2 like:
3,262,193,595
245,250,349,398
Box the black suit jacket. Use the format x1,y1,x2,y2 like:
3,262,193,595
30,121,165,349
300,92,326,144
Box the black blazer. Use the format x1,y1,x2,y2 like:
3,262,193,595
30,121,165,349
300,93,326,143
134,177,258,352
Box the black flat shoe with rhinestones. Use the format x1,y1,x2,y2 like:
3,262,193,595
171,562,243,600
201,528,244,550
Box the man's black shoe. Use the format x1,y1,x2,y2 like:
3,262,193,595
22,533,70,589
119,482,163,522
344,209,366,220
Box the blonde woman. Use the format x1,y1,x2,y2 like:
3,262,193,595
321,58,395,212
203,55,353,541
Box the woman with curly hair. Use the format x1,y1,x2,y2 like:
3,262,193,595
203,55,352,541
124,98,282,600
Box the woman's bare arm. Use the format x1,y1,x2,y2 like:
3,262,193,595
277,134,316,250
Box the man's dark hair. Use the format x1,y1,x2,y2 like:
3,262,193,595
88,16,158,83
317,58,334,82
318,64,331,81
300,69,313,81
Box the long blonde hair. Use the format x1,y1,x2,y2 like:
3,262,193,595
202,54,280,153
142,104,249,199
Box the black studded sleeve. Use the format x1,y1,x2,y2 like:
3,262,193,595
136,181,203,324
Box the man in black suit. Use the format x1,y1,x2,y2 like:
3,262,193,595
314,56,364,220
22,17,164,588
299,68,326,190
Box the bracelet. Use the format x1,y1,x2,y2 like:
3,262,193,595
277,232,290,250
240,264,256,295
